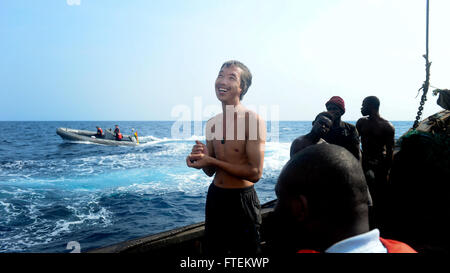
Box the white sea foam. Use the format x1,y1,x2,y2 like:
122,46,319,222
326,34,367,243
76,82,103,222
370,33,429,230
0,190,113,253
0,201,16,219
263,141,290,171
151,143,191,156
116,182,167,195
170,172,211,196
139,134,205,144
64,140,108,146
111,171,210,197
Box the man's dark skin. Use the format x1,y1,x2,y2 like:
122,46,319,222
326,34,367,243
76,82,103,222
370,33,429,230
290,112,333,158
356,96,394,229
273,144,370,252
356,96,395,180
324,102,361,160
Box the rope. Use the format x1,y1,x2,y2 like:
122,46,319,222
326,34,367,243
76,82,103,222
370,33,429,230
412,0,432,130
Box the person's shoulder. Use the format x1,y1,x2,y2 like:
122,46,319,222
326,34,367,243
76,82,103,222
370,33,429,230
342,121,357,130
290,136,308,157
341,122,360,139
206,113,222,124
382,118,395,132
356,117,367,130
241,108,267,135
292,135,306,144
241,107,265,123
356,117,369,125
374,117,395,135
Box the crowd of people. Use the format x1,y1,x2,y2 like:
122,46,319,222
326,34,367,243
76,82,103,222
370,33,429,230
186,60,448,254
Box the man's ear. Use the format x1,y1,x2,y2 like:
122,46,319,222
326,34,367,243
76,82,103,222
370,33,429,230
291,194,308,222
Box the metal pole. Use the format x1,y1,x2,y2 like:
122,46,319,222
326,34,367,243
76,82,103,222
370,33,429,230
426,0,429,59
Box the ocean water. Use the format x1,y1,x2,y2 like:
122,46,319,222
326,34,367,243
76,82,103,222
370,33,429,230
0,121,413,253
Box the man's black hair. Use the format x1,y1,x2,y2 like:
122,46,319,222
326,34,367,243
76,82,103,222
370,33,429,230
221,60,252,101
363,96,380,111
312,111,334,125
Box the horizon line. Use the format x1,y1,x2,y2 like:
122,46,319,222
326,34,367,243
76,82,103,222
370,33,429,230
0,120,415,122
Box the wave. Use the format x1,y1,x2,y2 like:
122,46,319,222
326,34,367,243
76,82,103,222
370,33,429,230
0,190,112,253
264,142,291,171
138,134,205,146
0,139,290,183
0,142,289,253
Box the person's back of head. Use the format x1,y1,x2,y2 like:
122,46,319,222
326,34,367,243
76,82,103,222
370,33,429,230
274,144,369,251
363,96,380,112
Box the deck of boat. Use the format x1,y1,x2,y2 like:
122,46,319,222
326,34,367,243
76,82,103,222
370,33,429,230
88,200,277,254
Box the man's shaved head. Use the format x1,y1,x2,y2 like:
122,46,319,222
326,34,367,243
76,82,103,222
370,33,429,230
276,144,369,225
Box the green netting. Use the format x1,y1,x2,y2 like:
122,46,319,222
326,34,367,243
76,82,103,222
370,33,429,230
397,129,449,175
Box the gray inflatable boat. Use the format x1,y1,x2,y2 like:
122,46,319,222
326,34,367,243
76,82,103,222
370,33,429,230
56,127,139,146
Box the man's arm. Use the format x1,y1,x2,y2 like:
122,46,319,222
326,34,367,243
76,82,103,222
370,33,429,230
202,140,216,177
187,141,265,182
216,137,265,182
350,125,362,161
290,137,309,158
385,123,395,168
188,115,266,182
231,114,266,182
202,118,217,177
187,140,216,176
356,118,363,137
290,138,300,158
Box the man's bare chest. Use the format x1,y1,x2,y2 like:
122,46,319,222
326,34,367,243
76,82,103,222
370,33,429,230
212,140,247,161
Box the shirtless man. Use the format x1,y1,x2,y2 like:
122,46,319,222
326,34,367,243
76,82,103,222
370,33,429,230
356,96,395,183
290,112,333,158
356,96,394,226
186,60,266,255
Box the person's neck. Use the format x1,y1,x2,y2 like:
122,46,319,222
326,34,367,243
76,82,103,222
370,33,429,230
321,218,370,251
368,112,381,120
332,117,342,127
221,100,242,114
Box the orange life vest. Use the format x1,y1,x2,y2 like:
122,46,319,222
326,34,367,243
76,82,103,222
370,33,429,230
297,237,417,253
379,238,417,253
114,128,122,140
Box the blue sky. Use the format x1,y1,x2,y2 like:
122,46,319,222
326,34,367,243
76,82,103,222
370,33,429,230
1,0,449,121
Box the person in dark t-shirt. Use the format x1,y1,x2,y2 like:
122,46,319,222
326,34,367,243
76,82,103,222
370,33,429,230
323,96,361,160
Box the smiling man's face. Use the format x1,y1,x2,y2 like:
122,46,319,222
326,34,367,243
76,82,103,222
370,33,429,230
215,65,243,104
312,114,333,137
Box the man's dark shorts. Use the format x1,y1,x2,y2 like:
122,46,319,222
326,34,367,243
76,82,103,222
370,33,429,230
204,183,262,255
